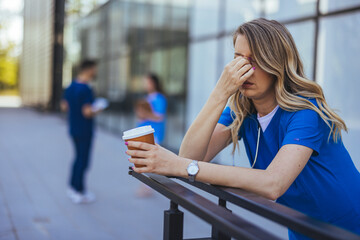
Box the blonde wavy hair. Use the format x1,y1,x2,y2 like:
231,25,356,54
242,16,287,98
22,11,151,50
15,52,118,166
228,18,347,153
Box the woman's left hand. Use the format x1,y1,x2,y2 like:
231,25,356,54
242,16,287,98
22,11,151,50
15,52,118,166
126,141,190,176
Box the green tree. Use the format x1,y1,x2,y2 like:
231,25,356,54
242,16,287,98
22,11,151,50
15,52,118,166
0,23,18,91
66,0,102,17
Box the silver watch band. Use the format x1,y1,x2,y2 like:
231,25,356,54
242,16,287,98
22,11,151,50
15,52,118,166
189,173,196,182
188,160,199,182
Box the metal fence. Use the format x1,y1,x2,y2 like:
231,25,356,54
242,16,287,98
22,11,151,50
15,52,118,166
129,168,360,240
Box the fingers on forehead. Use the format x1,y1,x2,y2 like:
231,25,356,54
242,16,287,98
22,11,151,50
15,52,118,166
231,57,247,67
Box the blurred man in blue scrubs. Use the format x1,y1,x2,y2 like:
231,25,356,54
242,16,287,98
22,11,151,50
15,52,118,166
61,60,101,204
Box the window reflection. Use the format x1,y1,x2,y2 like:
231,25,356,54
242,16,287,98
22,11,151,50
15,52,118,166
286,20,315,79
187,40,218,126
190,0,220,37
264,0,317,22
317,13,360,124
225,0,261,32
68,0,360,166
316,12,360,169
320,0,360,14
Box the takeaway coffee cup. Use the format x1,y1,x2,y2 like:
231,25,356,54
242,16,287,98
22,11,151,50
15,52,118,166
123,125,155,167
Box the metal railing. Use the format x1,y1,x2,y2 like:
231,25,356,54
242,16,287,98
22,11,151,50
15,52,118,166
128,168,360,240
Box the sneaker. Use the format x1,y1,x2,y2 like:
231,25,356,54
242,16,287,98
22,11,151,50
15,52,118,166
67,188,82,203
81,191,96,203
67,188,96,204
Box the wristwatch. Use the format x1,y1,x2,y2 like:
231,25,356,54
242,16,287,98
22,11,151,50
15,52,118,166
187,160,199,182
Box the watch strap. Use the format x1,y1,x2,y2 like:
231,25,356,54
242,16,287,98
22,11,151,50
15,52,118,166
188,160,199,182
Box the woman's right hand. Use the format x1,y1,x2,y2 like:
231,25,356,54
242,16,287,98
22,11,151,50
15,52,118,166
214,57,254,98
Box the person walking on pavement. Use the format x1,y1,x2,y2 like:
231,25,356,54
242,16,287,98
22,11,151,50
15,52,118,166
61,59,101,204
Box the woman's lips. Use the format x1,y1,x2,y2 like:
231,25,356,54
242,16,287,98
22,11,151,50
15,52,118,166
242,81,254,88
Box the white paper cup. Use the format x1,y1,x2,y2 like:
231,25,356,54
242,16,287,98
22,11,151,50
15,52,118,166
123,125,155,167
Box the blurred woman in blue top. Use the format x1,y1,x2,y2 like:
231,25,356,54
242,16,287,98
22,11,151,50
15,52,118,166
134,73,167,198
136,73,167,144
125,19,360,239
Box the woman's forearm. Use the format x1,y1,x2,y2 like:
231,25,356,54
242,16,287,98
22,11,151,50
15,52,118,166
176,159,278,200
146,111,163,122
128,142,312,201
179,57,253,161
179,90,228,160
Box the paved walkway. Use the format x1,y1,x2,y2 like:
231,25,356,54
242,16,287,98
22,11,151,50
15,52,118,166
0,108,287,240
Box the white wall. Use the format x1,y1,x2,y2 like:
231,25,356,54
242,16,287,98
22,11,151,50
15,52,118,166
21,0,54,107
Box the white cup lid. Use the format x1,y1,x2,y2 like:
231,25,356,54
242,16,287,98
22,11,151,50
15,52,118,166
122,125,155,140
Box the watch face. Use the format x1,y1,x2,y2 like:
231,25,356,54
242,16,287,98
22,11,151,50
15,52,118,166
188,165,198,175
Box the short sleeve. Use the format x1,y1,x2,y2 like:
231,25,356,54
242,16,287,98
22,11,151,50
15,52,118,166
152,95,167,115
218,106,235,127
281,109,325,155
81,87,94,105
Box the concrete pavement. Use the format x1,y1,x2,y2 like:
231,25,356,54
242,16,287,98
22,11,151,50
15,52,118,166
0,108,214,240
0,108,287,240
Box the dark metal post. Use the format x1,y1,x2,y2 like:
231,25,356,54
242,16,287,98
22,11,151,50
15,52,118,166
212,198,231,240
163,201,183,240
312,0,320,82
50,0,65,111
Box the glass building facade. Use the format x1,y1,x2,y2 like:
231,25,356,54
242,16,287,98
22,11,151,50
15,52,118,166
65,0,360,169
65,0,189,150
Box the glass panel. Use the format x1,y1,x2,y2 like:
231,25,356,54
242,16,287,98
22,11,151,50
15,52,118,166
286,20,315,79
79,11,103,59
320,0,360,14
264,0,317,22
148,45,187,149
136,2,152,47
108,0,122,56
170,0,189,42
186,39,219,127
127,2,139,52
118,56,130,101
152,0,171,44
190,0,220,38
93,60,108,97
114,1,131,54
221,35,235,70
98,9,107,59
107,58,128,102
316,13,360,170
130,51,150,93
149,48,170,89
168,46,187,95
225,0,261,32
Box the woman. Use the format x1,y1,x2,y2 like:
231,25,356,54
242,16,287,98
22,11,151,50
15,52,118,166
136,73,167,144
134,73,167,197
125,19,360,238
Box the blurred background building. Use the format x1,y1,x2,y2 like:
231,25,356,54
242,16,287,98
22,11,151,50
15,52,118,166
18,0,360,168
0,0,22,107
20,0,55,108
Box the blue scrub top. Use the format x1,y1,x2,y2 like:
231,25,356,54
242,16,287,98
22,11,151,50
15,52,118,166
138,92,167,144
64,80,94,138
218,98,360,239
